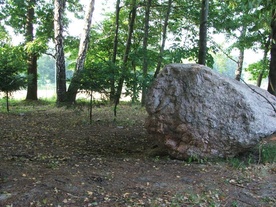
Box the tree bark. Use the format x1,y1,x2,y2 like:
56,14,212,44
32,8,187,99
198,0,209,65
54,0,67,103
153,0,172,78
141,0,152,106
25,0,38,100
114,0,137,116
257,36,270,87
268,9,276,95
66,0,95,103
235,26,246,81
131,60,138,103
110,0,121,103
235,48,245,81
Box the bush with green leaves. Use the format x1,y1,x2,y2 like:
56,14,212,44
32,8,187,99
245,60,269,82
0,44,27,111
78,62,112,95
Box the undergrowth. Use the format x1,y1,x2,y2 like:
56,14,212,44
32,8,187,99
226,142,276,168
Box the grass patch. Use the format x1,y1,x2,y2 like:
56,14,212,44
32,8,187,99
226,142,276,169
259,142,276,163
226,157,249,169
0,98,56,113
0,98,145,128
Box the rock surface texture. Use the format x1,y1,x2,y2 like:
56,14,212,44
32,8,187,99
145,63,276,159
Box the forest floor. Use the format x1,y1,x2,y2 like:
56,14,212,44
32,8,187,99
0,102,276,207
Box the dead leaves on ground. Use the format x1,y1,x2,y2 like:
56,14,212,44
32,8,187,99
0,105,275,206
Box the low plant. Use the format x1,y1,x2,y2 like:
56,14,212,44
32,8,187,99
258,142,276,164
226,157,247,169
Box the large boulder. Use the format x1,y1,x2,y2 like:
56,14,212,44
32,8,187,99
145,63,276,159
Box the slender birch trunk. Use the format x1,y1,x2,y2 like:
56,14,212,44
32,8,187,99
114,0,137,116
235,26,246,81
66,0,95,103
154,0,172,78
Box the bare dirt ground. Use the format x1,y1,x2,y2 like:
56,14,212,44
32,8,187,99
0,103,275,207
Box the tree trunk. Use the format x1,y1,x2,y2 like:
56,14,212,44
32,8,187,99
198,0,209,65
114,0,137,116
235,26,246,81
235,48,245,81
54,0,67,103
26,54,38,100
131,61,138,104
6,92,9,112
66,0,95,103
25,0,38,100
154,0,172,78
257,36,270,87
110,0,121,103
268,9,276,95
141,0,152,106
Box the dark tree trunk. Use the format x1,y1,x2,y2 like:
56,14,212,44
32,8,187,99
114,0,137,116
198,0,209,65
141,0,152,106
6,92,9,112
26,54,38,100
110,0,121,103
268,9,276,95
66,0,95,103
154,0,172,78
54,0,67,103
131,61,138,103
25,0,38,100
257,36,270,87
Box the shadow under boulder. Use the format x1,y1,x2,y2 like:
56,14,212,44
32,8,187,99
145,63,276,160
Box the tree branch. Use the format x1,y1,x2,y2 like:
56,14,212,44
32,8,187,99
44,52,56,59
240,78,276,113
211,40,238,64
